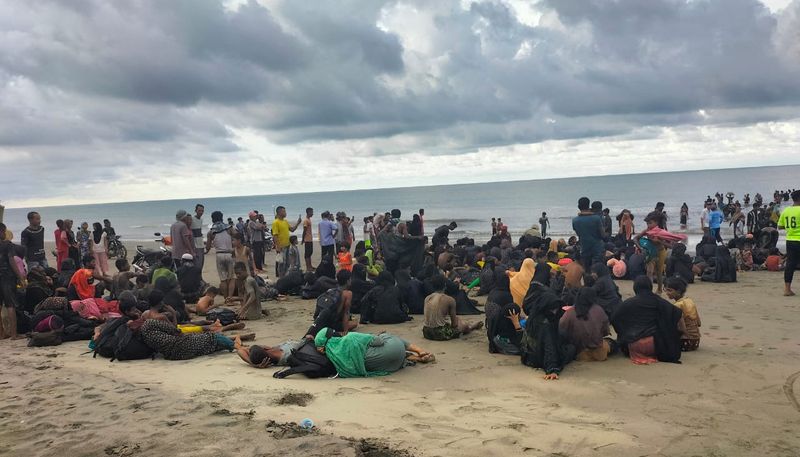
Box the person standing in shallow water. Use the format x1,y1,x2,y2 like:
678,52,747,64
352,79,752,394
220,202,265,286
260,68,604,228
539,212,549,239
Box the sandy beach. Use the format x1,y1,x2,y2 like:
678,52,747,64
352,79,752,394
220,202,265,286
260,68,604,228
2,241,800,457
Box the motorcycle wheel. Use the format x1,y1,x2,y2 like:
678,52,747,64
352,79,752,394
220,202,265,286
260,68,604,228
117,245,128,260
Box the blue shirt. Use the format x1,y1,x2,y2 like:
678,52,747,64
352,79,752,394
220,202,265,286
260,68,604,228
708,210,724,229
572,213,604,248
318,220,338,247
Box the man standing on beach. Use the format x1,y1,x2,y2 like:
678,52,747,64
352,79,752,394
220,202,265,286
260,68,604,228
572,197,604,268
272,206,301,277
649,202,668,230
778,190,800,296
318,211,338,261
191,204,205,272
246,211,267,273
419,209,425,236
491,218,497,236
170,210,195,268
302,208,315,272
21,211,47,269
708,202,724,244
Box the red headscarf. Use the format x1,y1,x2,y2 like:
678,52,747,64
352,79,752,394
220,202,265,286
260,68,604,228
69,269,96,300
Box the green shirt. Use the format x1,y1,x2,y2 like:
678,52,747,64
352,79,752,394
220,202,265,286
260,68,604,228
778,206,800,241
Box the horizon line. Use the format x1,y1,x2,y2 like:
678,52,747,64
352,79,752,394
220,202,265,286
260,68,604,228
4,162,798,210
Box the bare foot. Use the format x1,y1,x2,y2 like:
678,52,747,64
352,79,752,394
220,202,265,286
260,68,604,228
471,321,484,331
209,319,223,333
233,335,242,347
236,332,256,341
785,290,796,297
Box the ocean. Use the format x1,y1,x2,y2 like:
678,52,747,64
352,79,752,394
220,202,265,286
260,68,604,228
2,165,798,248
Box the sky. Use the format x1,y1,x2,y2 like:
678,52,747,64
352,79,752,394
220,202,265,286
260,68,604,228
1,0,799,208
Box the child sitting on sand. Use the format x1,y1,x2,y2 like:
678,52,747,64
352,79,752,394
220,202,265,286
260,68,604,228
765,248,784,272
665,277,701,351
187,286,220,315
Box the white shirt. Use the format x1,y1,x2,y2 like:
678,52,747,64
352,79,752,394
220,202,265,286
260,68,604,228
700,209,710,228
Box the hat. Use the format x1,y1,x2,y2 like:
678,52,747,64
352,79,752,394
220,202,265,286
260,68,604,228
181,253,194,261
248,211,257,218
176,209,188,220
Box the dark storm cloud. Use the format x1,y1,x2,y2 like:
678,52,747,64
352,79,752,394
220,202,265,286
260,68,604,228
1,0,799,205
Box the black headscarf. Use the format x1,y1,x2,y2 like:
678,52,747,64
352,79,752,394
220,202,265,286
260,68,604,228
92,222,103,244
574,287,597,320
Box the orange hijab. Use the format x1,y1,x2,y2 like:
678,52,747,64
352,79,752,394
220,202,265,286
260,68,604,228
69,268,96,300
509,258,536,306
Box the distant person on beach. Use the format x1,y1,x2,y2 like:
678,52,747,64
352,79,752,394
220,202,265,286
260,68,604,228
572,197,604,268
191,204,205,271
777,189,800,296
432,222,458,250
680,203,689,229
539,212,549,238
700,200,711,235
418,208,425,235
272,206,302,277
649,202,667,230
246,211,267,273
708,202,724,244
0,223,26,339
55,219,68,272
21,211,47,269
206,211,235,296
318,211,338,261
617,210,634,241
491,218,497,236
77,222,91,266
103,219,116,238
601,208,613,240
302,208,315,272
91,222,110,277
729,203,745,238
170,210,195,268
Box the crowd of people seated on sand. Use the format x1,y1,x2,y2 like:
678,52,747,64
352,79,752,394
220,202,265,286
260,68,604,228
0,188,797,380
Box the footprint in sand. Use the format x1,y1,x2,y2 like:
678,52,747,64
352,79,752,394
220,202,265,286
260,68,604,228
414,401,435,412
733,325,743,329
709,325,720,330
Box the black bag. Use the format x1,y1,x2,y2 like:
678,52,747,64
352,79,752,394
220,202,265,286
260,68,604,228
93,318,154,361
205,308,238,326
28,330,63,347
273,340,337,379
313,288,342,319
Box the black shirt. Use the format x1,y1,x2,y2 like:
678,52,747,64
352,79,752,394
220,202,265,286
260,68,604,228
21,227,46,261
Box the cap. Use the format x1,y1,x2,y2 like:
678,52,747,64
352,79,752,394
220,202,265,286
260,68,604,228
176,209,188,220
181,253,194,261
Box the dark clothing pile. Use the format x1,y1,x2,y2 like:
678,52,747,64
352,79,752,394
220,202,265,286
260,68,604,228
700,246,737,283
395,269,425,314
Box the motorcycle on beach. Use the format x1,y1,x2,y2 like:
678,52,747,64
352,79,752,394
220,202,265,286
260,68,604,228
132,232,172,273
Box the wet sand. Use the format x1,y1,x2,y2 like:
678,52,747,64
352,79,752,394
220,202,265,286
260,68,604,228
1,242,799,456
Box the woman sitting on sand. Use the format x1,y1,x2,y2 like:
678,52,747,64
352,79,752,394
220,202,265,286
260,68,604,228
508,258,535,306
520,282,575,380
359,271,410,325
611,276,683,364
313,327,434,378
558,288,612,362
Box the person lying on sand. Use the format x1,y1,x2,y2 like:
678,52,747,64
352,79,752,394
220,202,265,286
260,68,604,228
235,340,304,368
314,327,434,378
